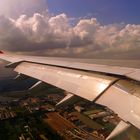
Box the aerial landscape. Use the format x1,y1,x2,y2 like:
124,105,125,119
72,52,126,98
0,0,140,140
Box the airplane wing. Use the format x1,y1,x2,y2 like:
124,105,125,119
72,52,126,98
1,51,140,136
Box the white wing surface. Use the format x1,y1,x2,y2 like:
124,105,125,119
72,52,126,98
1,51,140,132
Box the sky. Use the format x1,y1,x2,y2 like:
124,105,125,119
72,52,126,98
47,0,140,24
0,0,140,59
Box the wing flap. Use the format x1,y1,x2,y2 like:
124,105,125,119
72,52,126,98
14,62,117,101
96,80,140,129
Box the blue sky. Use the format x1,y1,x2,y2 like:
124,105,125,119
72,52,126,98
47,0,140,24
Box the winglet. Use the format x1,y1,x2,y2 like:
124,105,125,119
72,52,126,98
0,51,4,54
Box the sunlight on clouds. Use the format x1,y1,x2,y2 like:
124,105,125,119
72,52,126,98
0,0,140,59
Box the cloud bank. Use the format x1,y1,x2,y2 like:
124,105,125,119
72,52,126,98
0,1,140,59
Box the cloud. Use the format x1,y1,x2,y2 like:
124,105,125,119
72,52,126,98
0,1,140,59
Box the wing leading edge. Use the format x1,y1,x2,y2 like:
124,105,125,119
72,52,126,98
1,52,140,81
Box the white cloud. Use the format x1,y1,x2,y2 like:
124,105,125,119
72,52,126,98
0,1,139,59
